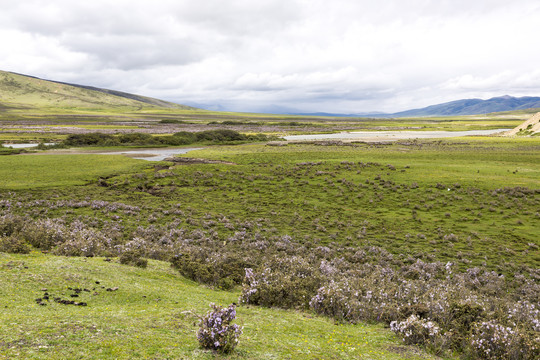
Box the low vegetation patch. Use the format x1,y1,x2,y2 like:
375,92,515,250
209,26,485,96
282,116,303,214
57,130,274,148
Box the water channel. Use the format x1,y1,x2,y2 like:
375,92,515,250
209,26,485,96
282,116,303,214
98,148,204,161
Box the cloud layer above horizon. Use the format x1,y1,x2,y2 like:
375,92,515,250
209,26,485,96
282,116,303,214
1,0,540,113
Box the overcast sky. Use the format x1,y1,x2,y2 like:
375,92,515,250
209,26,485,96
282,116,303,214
1,0,540,113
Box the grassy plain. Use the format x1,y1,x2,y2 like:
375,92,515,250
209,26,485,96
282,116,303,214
0,155,147,189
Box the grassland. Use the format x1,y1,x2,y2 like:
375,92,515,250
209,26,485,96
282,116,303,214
0,155,147,189
0,252,440,360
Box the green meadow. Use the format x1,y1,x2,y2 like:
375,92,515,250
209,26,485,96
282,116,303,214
0,155,147,189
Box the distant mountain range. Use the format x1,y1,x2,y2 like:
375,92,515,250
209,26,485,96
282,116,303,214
389,95,540,117
293,95,540,118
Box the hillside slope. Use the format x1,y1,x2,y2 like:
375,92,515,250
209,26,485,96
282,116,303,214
504,111,540,135
391,95,540,117
0,70,194,110
0,252,438,360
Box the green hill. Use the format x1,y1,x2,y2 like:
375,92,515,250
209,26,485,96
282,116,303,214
0,70,195,111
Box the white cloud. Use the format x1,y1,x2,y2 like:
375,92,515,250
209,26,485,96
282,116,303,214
0,0,540,113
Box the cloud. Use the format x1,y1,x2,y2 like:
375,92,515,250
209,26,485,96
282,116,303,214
1,0,540,113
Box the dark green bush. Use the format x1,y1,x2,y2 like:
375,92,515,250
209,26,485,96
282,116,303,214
59,130,270,148
118,133,158,145
0,235,31,254
445,302,484,350
64,133,119,146
171,252,252,290
0,214,26,236
195,129,245,142
119,249,148,268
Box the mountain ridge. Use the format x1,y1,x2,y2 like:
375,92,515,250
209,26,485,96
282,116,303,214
391,95,540,117
288,95,540,118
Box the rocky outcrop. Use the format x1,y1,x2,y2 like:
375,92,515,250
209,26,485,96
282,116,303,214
504,112,540,136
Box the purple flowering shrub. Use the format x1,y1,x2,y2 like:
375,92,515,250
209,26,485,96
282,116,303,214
390,315,441,346
309,280,362,323
240,255,323,309
197,303,243,353
22,218,69,250
470,320,539,360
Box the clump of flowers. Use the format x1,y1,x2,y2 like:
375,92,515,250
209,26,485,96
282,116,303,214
390,315,441,346
197,303,243,354
470,320,539,360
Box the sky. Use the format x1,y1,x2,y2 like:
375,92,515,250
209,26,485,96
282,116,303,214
1,0,540,114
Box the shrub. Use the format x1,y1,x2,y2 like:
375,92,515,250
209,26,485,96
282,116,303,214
118,133,158,145
390,315,441,346
64,133,119,146
195,129,245,142
444,302,484,350
240,256,323,309
309,280,362,323
53,226,114,257
0,235,31,254
21,218,68,250
0,214,26,237
171,252,252,290
470,320,539,360
197,303,243,354
119,249,148,268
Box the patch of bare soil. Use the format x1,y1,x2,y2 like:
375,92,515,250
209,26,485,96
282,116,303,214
504,112,540,135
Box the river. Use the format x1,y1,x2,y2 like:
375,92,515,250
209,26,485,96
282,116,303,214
284,129,510,142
